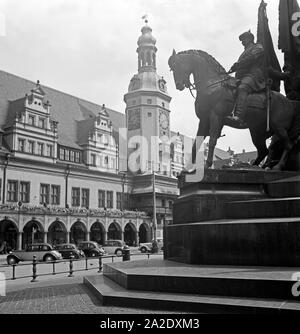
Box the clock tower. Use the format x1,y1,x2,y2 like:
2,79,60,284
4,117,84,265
124,18,172,174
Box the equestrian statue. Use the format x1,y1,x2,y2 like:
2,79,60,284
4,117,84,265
168,30,300,171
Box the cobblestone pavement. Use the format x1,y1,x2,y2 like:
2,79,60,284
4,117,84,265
0,281,182,314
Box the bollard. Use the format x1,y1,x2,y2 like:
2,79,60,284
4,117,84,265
85,258,88,271
52,262,56,275
68,255,74,277
147,253,150,259
12,264,16,280
122,246,130,262
31,256,38,282
98,257,103,273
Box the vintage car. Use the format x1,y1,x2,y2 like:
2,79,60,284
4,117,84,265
101,240,126,256
77,241,106,258
6,243,62,265
54,243,85,259
138,238,164,253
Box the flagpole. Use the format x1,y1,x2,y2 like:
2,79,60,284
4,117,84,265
152,163,157,242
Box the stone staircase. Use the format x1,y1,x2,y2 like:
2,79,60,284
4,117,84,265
84,259,300,314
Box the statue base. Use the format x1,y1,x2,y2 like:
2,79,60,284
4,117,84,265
166,169,300,267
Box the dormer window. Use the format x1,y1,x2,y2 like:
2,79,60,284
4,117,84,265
37,143,44,156
38,117,45,128
18,138,25,152
46,145,53,157
28,141,35,154
28,115,35,126
91,154,97,166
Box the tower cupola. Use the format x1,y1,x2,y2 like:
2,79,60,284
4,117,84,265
137,16,157,73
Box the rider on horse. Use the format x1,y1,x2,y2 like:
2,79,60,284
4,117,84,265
229,30,266,127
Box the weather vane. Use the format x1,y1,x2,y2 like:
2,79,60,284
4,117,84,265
142,14,148,24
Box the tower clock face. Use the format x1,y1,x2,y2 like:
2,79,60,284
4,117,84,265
159,110,169,134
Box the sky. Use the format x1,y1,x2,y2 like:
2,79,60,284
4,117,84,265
0,0,286,153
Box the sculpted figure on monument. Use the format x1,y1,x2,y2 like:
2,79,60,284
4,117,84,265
228,31,266,127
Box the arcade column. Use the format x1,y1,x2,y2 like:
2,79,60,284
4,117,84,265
17,232,23,250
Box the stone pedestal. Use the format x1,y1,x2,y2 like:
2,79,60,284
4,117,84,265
165,169,300,267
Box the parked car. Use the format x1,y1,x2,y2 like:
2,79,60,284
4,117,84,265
77,241,106,258
6,243,62,265
101,240,126,256
54,243,85,259
139,238,164,253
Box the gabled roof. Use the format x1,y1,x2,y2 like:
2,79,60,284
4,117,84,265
0,70,126,150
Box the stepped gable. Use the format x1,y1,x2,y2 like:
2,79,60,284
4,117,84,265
0,70,126,149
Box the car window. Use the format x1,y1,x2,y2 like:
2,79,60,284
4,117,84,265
29,245,40,252
89,244,95,249
41,245,50,251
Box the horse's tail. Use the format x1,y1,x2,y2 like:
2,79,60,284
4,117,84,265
289,101,300,143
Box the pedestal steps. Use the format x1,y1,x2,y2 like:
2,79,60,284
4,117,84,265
226,197,300,220
83,259,300,314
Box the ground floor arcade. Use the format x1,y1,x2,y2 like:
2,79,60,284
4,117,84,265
0,213,153,251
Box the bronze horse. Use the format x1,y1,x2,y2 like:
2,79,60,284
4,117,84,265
168,49,300,170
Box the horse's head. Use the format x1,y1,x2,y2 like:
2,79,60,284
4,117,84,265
168,49,192,91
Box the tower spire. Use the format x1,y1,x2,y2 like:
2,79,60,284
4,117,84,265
137,16,157,73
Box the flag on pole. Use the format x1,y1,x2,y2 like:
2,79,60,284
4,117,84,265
279,0,300,54
257,0,281,91
279,0,300,98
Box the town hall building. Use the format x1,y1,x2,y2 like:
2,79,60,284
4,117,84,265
0,21,230,251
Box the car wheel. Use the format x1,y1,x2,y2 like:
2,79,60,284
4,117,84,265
90,252,97,257
115,249,123,257
7,256,19,265
44,255,55,262
140,247,147,253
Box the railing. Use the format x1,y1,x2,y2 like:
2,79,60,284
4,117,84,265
0,252,160,282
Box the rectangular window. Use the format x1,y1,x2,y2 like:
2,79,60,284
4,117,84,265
40,184,50,205
59,148,65,160
70,151,75,162
106,191,114,209
20,182,30,203
28,115,35,126
7,180,18,202
82,188,90,208
38,118,45,128
51,185,60,205
98,190,106,208
18,139,25,152
65,150,70,161
124,193,130,210
116,192,122,210
28,141,35,155
75,152,80,163
46,145,53,157
91,154,96,166
71,187,80,207
37,143,44,156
